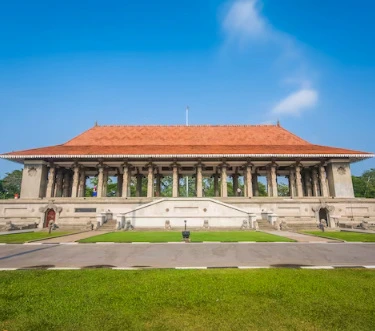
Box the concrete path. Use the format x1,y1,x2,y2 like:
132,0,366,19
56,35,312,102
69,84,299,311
263,230,336,242
341,228,375,234
0,242,374,269
36,231,109,243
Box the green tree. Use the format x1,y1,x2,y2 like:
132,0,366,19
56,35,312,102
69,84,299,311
0,170,22,199
352,168,375,198
258,182,267,196
277,183,290,197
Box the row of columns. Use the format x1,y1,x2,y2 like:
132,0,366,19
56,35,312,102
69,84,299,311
45,162,330,199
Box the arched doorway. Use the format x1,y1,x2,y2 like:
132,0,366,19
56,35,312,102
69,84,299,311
319,208,329,227
45,209,56,228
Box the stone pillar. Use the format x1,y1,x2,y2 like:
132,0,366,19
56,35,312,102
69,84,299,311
121,164,129,198
196,163,203,197
326,162,354,198
71,165,80,198
271,164,278,197
312,167,319,196
319,165,329,197
289,168,296,197
252,171,259,197
20,161,48,199
55,168,64,197
232,174,239,196
62,171,71,197
172,164,179,198
245,165,253,198
155,174,162,197
266,167,272,197
135,174,143,197
220,165,228,197
102,168,108,197
147,165,154,198
213,172,219,197
295,165,303,197
46,166,55,198
97,166,104,198
78,169,86,197
304,170,313,197
117,174,123,197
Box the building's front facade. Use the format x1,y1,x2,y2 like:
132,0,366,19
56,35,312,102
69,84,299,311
0,124,374,230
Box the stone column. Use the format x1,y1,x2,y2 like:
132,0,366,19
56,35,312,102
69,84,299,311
71,165,80,198
304,169,313,197
196,163,203,197
102,168,108,197
232,174,239,196
289,168,296,197
295,165,303,197
252,171,259,197
172,164,179,198
221,164,228,197
78,169,86,197
62,171,71,197
319,165,329,197
271,164,278,197
97,166,104,198
245,165,253,198
117,174,123,197
213,172,219,197
312,167,320,196
147,165,154,198
121,164,129,198
46,166,55,198
55,168,64,197
135,174,143,197
155,174,162,197
266,167,272,197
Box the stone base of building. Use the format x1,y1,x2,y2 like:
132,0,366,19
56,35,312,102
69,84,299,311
1,197,375,231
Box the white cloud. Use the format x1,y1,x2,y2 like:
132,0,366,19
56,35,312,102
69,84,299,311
223,0,267,40
272,88,318,116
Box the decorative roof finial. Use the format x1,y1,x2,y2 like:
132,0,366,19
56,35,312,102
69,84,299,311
95,121,98,127
277,119,280,127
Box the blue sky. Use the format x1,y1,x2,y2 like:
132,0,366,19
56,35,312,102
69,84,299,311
1,0,375,177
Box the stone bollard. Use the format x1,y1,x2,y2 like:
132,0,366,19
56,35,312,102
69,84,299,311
268,213,278,226
249,213,257,229
116,214,124,230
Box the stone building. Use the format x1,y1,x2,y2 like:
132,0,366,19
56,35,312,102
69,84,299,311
0,124,374,230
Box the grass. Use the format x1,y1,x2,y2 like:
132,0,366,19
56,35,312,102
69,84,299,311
304,231,375,242
0,231,72,244
0,269,374,330
79,231,294,243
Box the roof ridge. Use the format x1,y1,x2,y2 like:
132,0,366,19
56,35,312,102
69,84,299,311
96,124,278,127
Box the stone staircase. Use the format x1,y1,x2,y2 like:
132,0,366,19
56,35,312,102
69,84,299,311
256,219,275,231
97,219,117,231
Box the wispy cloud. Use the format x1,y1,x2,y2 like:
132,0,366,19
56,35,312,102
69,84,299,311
272,88,318,116
221,0,320,119
223,0,267,41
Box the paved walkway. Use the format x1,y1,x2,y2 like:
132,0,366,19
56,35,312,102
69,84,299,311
36,231,110,243
0,242,374,269
341,228,375,234
263,230,337,242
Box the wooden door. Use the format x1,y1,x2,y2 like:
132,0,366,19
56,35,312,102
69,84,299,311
45,209,56,228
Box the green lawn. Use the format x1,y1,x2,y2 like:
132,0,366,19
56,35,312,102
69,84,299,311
0,269,374,330
0,231,72,244
79,231,294,243
304,231,375,242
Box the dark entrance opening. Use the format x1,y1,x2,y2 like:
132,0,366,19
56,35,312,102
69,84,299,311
45,209,56,228
319,208,329,226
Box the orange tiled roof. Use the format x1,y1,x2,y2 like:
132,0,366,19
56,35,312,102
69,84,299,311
1,125,373,159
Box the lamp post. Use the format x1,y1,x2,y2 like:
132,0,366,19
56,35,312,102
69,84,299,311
182,220,190,242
